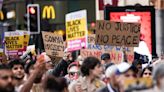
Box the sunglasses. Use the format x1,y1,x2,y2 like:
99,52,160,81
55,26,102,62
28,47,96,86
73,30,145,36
69,72,80,76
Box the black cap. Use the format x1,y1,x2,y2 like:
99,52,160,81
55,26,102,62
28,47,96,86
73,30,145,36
101,53,110,60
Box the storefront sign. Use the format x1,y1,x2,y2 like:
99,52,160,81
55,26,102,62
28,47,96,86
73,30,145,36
42,5,56,19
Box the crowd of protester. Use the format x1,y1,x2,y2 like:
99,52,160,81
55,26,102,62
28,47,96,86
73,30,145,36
0,49,164,92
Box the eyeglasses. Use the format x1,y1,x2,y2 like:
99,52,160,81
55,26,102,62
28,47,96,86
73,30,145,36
143,72,151,75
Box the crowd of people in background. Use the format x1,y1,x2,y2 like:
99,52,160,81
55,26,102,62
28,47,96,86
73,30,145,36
0,49,164,92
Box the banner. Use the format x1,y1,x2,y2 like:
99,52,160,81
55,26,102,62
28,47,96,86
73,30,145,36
66,10,88,51
81,34,134,64
95,20,141,47
42,31,64,57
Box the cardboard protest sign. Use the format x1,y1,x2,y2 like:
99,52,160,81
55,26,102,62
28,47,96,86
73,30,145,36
42,31,64,57
81,34,134,64
66,10,88,51
95,20,141,47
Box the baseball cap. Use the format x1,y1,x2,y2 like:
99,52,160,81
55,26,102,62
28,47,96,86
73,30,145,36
116,62,131,73
105,64,118,78
101,53,110,60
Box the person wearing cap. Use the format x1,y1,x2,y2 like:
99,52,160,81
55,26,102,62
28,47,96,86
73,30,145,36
97,64,120,92
116,62,138,92
101,53,111,67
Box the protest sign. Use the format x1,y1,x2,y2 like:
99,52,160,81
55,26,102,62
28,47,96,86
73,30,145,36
5,32,24,50
16,30,30,51
95,20,140,47
124,77,153,91
66,10,88,51
81,34,134,64
5,31,25,56
42,31,64,57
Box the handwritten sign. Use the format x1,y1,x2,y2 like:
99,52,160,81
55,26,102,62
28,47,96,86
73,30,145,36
66,10,88,51
42,31,64,57
95,20,140,47
81,34,134,64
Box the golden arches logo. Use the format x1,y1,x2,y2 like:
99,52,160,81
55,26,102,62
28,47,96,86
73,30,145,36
42,6,56,19
0,11,4,20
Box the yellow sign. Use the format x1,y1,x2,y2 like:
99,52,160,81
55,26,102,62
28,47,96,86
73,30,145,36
5,32,24,51
42,6,56,19
66,18,87,40
0,11,4,20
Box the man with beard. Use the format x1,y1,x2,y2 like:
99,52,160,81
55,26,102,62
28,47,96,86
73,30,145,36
0,64,15,92
8,59,25,92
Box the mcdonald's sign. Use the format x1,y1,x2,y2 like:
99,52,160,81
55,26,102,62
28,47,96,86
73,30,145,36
42,5,56,19
0,11,4,20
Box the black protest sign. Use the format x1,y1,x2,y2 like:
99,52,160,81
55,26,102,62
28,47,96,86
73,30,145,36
95,20,140,47
42,32,64,57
